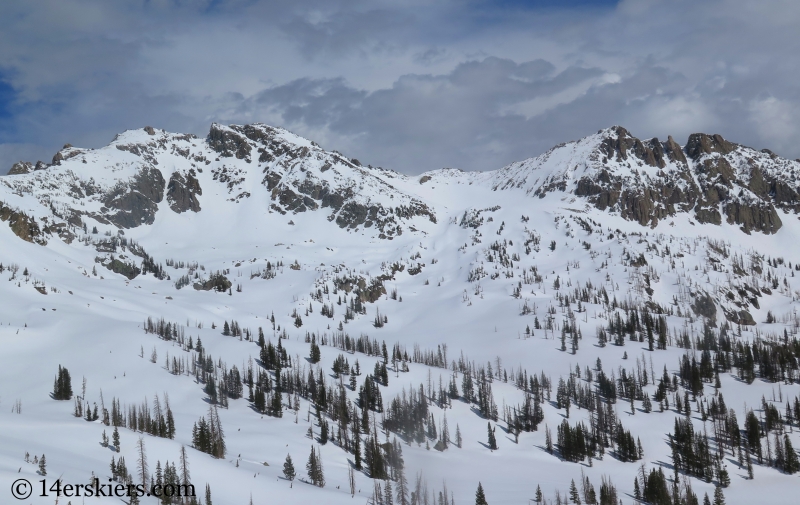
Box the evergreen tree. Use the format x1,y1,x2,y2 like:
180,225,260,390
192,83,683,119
713,486,725,505
38,454,46,476
784,435,800,474
569,479,581,504
310,342,321,364
272,390,283,418
113,426,120,452
718,466,730,487
283,454,296,481
487,423,497,450
475,482,488,505
52,365,73,400
306,446,325,487
353,421,363,470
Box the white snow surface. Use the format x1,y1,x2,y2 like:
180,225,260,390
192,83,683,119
0,124,799,504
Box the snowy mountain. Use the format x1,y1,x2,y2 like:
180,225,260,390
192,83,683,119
2,123,800,505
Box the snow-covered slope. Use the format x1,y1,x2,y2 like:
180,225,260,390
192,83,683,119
2,124,800,505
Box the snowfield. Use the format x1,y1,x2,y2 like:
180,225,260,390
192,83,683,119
1,124,799,504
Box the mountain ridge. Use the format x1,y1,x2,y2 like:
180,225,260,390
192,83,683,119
5,123,800,505
2,123,800,250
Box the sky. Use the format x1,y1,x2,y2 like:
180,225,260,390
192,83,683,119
0,0,798,175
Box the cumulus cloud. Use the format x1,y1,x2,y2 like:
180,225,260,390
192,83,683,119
1,0,799,174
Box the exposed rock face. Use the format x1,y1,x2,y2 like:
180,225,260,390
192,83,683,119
724,308,756,326
691,291,717,324
528,127,798,234
208,124,252,161
685,133,735,159
194,273,232,292
104,257,141,279
101,166,165,228
599,126,666,168
167,170,202,213
724,200,781,234
8,161,33,175
0,201,48,245
1,123,438,243
3,121,798,249
206,122,439,239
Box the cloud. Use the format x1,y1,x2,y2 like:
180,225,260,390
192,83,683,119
1,0,799,174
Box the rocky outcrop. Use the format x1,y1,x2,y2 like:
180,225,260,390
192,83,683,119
724,308,756,326
213,122,439,238
724,200,781,234
167,170,202,213
103,257,141,279
101,166,165,228
8,161,33,175
685,133,735,159
194,273,232,292
533,127,798,234
599,126,666,168
207,124,252,161
691,291,717,325
0,201,48,245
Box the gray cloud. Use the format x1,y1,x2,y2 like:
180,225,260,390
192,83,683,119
1,0,799,175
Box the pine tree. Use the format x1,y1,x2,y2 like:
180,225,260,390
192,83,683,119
534,485,543,504
456,424,463,448
320,418,329,445
315,446,325,488
52,365,73,400
38,454,46,476
113,426,120,452
205,483,212,505
306,446,325,487
283,454,296,481
784,435,800,474
713,486,725,505
310,342,321,364
718,466,730,487
354,429,363,470
487,422,497,450
475,482,488,505
569,479,581,504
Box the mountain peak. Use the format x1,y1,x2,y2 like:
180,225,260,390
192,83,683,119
2,122,799,248
490,126,797,234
